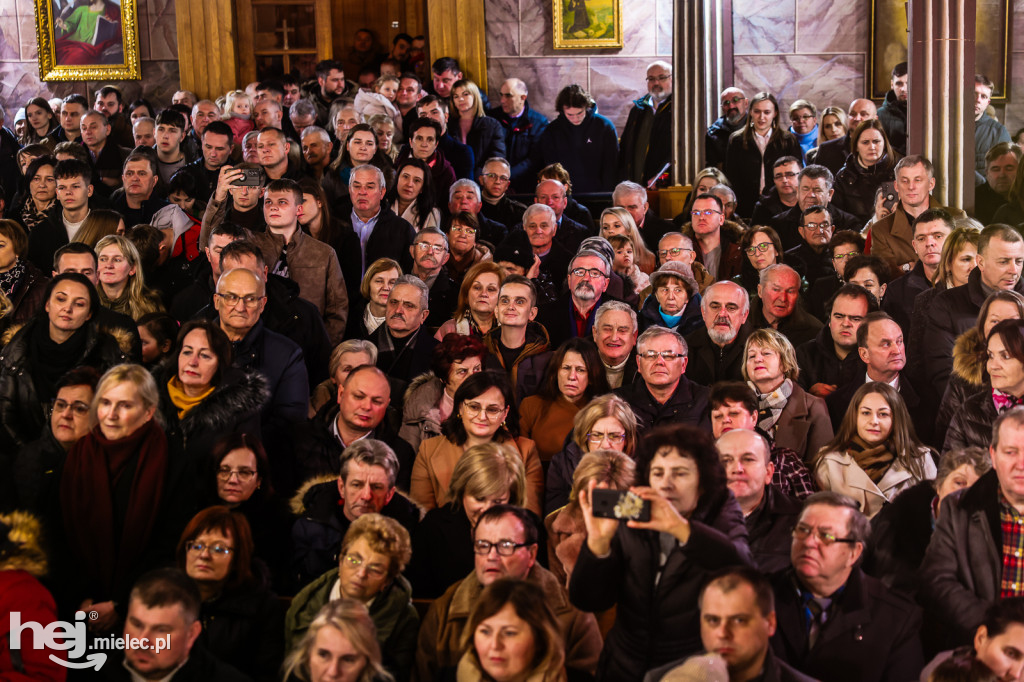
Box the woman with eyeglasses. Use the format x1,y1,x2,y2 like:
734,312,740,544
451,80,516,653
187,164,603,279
95,234,163,320
282,599,394,682
153,319,268,464
386,158,439,231
450,79,506,176
813,382,936,519
735,225,784,293
410,370,543,515
444,212,493,286
407,442,527,598
724,92,802,219
208,431,291,590
60,364,195,634
285,514,416,681
638,262,704,336
401,333,487,454
743,328,833,464
546,394,639,514
573,424,750,680
520,338,610,466
833,119,898,223
176,506,284,681
0,273,125,452
435,261,505,340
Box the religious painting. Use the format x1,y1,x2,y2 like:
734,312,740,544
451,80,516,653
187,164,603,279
552,0,622,49
870,0,1009,100
34,0,141,81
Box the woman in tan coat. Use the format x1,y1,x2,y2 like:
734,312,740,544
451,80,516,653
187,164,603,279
410,371,544,515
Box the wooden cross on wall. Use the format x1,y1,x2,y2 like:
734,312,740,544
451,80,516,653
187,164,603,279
275,19,295,49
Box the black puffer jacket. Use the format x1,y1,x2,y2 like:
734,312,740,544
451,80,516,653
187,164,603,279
832,153,896,222
0,319,127,453
197,579,285,682
154,363,270,462
864,479,936,596
944,386,997,452
935,327,986,447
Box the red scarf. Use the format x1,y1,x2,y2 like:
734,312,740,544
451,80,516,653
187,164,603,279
61,419,168,597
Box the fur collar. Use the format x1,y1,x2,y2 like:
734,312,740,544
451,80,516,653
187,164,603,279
290,474,338,516
0,511,48,576
952,327,985,388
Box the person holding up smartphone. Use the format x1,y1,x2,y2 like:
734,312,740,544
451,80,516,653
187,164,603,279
569,423,752,682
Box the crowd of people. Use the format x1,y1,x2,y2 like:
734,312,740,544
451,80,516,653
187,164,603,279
3,41,1024,682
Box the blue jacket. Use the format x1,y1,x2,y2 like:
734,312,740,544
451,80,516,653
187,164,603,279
487,101,549,192
533,109,619,193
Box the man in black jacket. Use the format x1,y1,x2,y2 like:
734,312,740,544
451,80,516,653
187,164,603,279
770,166,861,251
706,87,748,169
718,429,801,574
615,326,710,432
613,180,675,253
796,283,875,399
486,78,548,192
877,62,909,156
685,281,751,386
373,274,438,400
478,157,527,229
535,249,612,348
618,60,673,186
770,492,924,681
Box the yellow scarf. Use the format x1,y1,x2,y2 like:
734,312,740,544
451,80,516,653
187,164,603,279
167,377,215,420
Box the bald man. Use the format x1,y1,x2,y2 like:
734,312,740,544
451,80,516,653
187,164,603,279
810,99,878,175
486,78,550,192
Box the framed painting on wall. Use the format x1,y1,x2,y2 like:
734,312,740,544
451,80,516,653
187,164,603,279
34,0,142,81
552,0,622,49
869,0,1009,100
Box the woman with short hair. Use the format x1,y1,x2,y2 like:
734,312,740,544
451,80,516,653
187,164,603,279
0,219,48,325
346,258,401,340
434,260,504,339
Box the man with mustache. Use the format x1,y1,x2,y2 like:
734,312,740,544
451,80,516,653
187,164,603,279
373,274,438,398
706,87,748,169
684,280,751,385
536,249,614,348
882,209,954,333
410,227,456,330
769,492,923,681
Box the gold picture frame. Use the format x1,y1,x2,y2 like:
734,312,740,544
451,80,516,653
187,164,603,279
34,0,142,81
552,0,622,50
869,0,1009,100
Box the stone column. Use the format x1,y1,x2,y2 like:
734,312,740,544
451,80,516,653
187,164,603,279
907,0,976,210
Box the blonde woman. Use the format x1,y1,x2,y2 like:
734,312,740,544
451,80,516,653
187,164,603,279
282,599,394,682
450,79,505,174
599,207,656,274
94,234,164,320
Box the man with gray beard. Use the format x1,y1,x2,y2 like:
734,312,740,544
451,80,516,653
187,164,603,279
706,87,748,169
536,249,614,348
684,280,752,385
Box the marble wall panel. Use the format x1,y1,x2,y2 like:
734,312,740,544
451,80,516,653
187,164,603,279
733,0,795,55
486,56,588,123
486,0,520,57
734,54,865,113
795,0,867,54
656,0,672,56
17,14,35,60
1007,52,1024,135
0,13,21,60
589,57,650,131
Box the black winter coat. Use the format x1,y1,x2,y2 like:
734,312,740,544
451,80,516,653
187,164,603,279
934,327,986,447
683,324,750,386
833,153,896,222
795,325,861,392
463,115,507,176
336,206,416,296
533,110,619,193
747,484,802,574
0,319,126,453
864,479,936,595
808,133,851,175
944,386,997,452
546,439,585,515
725,128,803,219
770,567,924,682
638,289,704,337
406,503,475,599
919,469,1003,646
197,581,285,682
569,489,751,681
613,376,711,433
486,102,548,192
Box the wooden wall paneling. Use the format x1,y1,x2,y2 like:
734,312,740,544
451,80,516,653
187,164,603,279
177,0,241,97
235,0,256,85
427,0,487,89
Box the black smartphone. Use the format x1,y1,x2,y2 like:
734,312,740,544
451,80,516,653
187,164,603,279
232,168,263,187
880,181,898,212
591,488,651,523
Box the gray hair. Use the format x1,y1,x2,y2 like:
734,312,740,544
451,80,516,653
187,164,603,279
503,77,528,96
192,99,220,116
701,280,750,316
414,226,449,250
788,98,817,118
613,181,647,205
393,274,429,309
594,300,638,334
523,203,556,225
300,125,331,143
759,263,799,287
637,326,687,356
482,157,511,175
799,164,835,190
339,438,399,488
289,98,317,120
571,248,611,276
329,339,378,377
242,130,260,146
648,60,672,74
216,267,266,296
710,184,736,204
448,178,481,203
132,116,155,130
800,491,872,545
349,163,386,189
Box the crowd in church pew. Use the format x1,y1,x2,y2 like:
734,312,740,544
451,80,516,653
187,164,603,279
5,44,1024,682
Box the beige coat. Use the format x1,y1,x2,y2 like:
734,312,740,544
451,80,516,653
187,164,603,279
814,448,937,518
409,434,544,516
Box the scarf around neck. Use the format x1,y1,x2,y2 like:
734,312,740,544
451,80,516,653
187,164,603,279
751,378,793,436
167,376,216,420
849,435,896,484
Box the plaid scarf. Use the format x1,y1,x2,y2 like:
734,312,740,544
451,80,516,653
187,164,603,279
751,378,794,438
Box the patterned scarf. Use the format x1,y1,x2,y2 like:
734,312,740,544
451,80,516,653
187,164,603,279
0,259,25,298
750,378,793,437
849,435,896,484
993,388,1024,413
20,198,54,234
